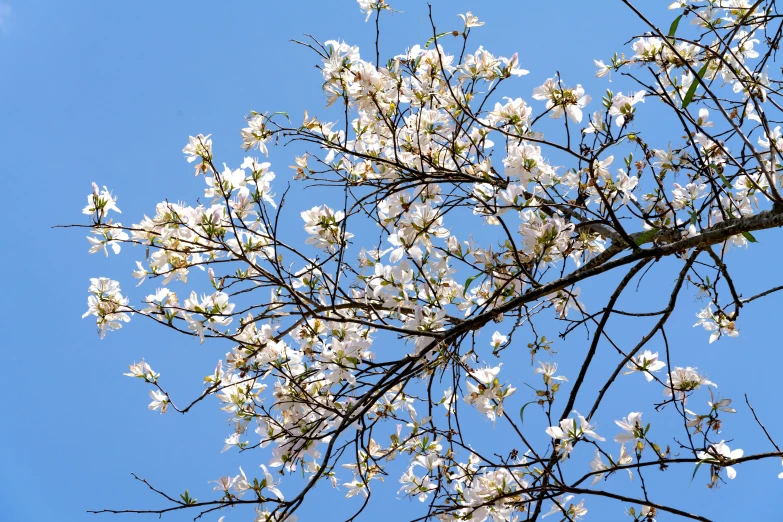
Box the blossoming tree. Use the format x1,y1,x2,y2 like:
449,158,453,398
72,1,783,520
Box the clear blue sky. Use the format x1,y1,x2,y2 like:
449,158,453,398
3,1,783,521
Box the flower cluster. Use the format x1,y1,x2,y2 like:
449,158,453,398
69,0,783,519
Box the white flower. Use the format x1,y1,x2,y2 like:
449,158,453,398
665,367,716,402
544,495,588,520
464,364,516,421
697,107,713,127
698,440,743,479
123,359,159,382
87,224,129,256
301,204,354,252
259,464,284,500
182,134,212,174
608,91,645,127
532,77,591,123
210,475,237,493
183,291,235,343
222,432,243,453
82,278,131,338
357,0,390,22
694,304,738,343
614,412,645,443
594,59,611,78
241,114,270,155
546,411,604,459
183,134,212,162
548,288,585,318
535,361,568,386
458,11,484,28
624,350,666,382
148,389,168,413
589,451,608,484
343,479,368,498
672,182,708,210
583,111,606,134
490,331,507,351
590,445,633,484
614,169,639,205
639,505,657,521
399,466,435,502
709,395,736,414
82,183,121,219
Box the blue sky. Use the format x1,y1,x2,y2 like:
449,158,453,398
3,1,783,521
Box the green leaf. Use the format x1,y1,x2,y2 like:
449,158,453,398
519,401,537,425
634,229,658,246
668,14,683,39
691,461,705,483
270,111,291,121
180,489,197,505
718,172,732,189
424,31,452,49
742,231,758,243
682,61,711,109
463,274,481,297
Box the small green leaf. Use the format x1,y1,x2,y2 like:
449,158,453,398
424,31,452,49
718,172,732,189
691,461,705,483
742,231,758,243
180,489,197,505
634,229,658,246
682,61,711,109
270,111,291,121
519,401,537,425
463,274,481,297
668,14,683,39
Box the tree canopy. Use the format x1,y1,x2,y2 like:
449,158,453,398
73,1,783,520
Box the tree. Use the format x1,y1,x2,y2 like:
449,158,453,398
70,1,783,520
